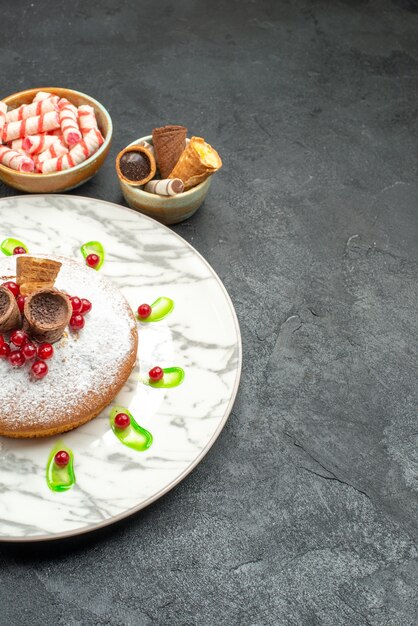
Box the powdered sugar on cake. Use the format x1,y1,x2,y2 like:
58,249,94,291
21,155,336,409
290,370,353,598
0,255,137,430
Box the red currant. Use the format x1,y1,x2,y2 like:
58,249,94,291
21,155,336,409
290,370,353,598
70,296,83,314
137,303,152,319
0,334,3,347
69,314,85,330
54,450,70,467
0,343,10,358
16,295,26,313
10,330,28,347
31,360,48,379
13,246,26,255
149,366,164,382
8,350,26,367
86,253,100,268
2,281,20,297
114,413,131,429
37,343,54,360
81,298,92,314
22,342,37,360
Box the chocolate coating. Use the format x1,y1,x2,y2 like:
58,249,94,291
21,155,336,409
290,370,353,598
119,151,151,182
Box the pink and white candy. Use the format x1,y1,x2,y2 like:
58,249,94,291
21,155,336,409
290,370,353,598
2,111,60,142
5,96,59,123
36,140,68,166
33,91,55,102
22,134,62,154
78,105,98,136
0,102,7,144
0,145,34,172
58,98,82,146
40,128,104,173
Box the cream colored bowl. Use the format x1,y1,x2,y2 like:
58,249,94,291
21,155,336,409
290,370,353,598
0,87,112,193
118,135,212,225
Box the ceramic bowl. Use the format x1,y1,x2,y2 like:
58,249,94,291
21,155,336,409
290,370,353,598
118,135,212,225
0,87,112,193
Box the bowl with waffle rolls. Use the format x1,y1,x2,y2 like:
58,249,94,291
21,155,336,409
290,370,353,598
117,125,222,225
0,87,112,193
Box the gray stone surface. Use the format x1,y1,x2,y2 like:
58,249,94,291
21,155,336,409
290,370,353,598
0,0,417,624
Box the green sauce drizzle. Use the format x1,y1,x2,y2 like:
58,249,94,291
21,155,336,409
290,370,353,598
80,240,105,270
142,366,185,388
46,443,76,493
110,406,153,452
1,237,28,256
139,297,174,322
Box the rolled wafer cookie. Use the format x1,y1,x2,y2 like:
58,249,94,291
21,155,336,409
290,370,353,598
23,289,72,344
23,134,62,154
5,96,59,123
0,145,35,172
144,178,184,196
33,91,55,102
78,105,98,136
0,285,21,332
16,255,62,296
37,140,68,165
1,111,60,143
11,138,25,151
40,128,104,174
0,101,7,144
58,98,82,146
138,140,155,156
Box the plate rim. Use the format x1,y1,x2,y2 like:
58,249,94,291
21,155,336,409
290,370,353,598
0,194,242,543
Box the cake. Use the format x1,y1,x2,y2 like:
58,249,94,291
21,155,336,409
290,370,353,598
0,255,138,438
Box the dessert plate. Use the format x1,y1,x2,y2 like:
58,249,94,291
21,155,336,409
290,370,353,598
0,195,241,542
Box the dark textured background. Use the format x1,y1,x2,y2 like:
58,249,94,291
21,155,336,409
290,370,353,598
0,1,417,624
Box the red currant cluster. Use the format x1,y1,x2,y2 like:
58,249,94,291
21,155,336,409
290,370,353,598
69,295,92,330
0,330,53,379
0,281,93,380
2,280,26,312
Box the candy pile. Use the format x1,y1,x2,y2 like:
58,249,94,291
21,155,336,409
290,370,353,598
116,124,222,196
0,91,104,174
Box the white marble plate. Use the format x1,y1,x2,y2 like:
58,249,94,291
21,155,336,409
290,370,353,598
0,195,241,542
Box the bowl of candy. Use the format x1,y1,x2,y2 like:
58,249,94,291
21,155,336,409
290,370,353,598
0,87,112,193
116,125,222,225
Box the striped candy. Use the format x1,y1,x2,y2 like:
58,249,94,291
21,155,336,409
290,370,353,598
37,140,68,166
41,128,104,173
5,96,59,123
2,111,60,142
0,93,104,174
22,134,62,154
0,101,7,144
0,145,34,172
33,91,55,102
78,105,98,136
58,98,82,146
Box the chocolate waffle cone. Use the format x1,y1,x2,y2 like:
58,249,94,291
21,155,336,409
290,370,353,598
0,286,21,332
168,137,222,190
16,256,62,296
23,288,72,343
152,125,187,179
